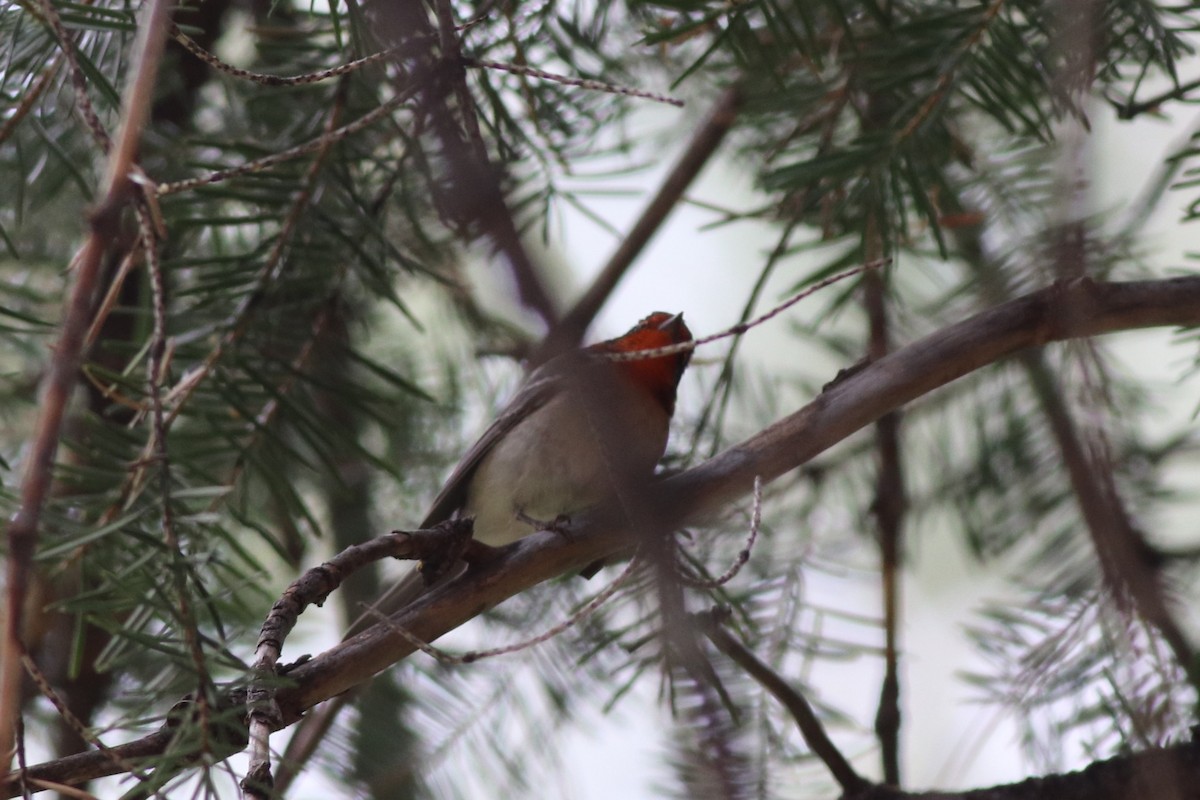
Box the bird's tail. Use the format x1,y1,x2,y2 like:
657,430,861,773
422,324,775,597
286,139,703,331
343,561,467,639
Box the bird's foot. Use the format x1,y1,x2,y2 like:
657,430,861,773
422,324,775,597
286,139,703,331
419,516,476,583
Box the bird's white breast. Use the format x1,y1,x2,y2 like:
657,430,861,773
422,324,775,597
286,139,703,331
464,375,671,546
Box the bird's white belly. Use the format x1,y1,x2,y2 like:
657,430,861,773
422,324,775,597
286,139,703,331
464,384,669,546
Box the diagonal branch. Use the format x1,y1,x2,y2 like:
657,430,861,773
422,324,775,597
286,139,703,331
945,189,1198,689
540,83,744,359
370,0,559,326
701,608,871,794
1022,352,1198,685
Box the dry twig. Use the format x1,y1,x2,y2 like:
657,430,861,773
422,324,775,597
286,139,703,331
0,0,177,769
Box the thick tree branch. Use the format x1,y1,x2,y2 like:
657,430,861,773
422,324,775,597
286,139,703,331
844,737,1200,800
279,275,1200,716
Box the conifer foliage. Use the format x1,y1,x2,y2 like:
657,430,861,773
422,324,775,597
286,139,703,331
2,0,1200,796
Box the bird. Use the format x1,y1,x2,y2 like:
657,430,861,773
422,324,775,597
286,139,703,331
350,311,694,634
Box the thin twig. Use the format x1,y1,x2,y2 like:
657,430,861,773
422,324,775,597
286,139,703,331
0,53,62,146
169,23,398,86
82,245,142,349
604,258,890,364
465,58,684,107
701,608,871,794
34,0,110,150
0,0,176,769
18,654,152,792
155,89,411,196
677,476,761,589
140,204,215,757
689,221,796,459
24,778,99,800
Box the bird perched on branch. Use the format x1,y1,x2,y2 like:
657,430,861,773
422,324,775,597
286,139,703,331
352,311,694,633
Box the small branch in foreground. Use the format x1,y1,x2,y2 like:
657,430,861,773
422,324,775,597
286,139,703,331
424,0,559,328
241,520,474,798
677,476,762,589
701,607,871,794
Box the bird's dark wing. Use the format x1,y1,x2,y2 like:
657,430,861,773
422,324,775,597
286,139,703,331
344,365,568,638
419,363,564,527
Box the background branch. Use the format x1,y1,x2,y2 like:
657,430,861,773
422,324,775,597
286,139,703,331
701,609,871,794
0,0,176,768
540,83,744,360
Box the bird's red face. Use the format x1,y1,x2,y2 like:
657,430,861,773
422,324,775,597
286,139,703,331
589,312,693,414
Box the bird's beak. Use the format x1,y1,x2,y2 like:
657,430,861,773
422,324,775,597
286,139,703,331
657,312,685,333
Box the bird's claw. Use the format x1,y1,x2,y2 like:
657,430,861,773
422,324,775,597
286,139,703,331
420,517,475,584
